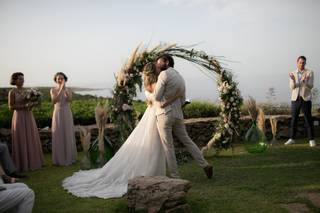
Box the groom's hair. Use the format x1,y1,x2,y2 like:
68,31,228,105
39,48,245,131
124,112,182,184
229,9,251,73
297,55,306,62
156,54,174,68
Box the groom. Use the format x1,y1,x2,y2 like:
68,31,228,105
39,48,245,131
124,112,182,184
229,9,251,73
153,54,213,179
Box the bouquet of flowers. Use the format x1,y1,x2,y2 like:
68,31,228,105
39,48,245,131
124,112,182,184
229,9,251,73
22,88,42,109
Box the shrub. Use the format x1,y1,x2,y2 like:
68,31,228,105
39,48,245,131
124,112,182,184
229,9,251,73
0,104,12,129
241,102,291,116
133,100,147,119
32,102,54,128
0,99,103,129
183,101,220,118
71,99,99,125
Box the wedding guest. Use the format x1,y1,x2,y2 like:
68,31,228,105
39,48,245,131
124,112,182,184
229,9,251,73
0,163,17,183
50,72,77,166
285,56,316,147
8,72,44,172
0,141,26,178
0,164,35,213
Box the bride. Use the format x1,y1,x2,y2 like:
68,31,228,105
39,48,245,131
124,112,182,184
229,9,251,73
62,63,182,199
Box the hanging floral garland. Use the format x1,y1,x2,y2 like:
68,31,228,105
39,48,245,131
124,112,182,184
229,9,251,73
109,43,243,150
201,70,243,152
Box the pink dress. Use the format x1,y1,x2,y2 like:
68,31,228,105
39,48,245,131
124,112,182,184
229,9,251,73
11,89,44,172
51,89,77,166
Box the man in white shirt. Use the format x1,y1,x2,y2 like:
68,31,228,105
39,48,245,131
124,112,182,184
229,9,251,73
0,164,35,213
0,141,26,178
285,56,316,147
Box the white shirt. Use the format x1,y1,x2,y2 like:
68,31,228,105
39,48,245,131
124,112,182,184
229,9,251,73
297,70,304,97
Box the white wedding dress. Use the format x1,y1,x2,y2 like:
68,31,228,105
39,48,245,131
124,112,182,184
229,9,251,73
62,91,166,199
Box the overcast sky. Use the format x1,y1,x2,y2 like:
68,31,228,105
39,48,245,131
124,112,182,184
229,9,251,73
0,0,319,103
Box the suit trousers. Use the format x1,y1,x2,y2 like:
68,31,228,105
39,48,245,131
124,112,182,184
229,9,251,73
156,112,208,177
290,97,314,140
0,182,35,213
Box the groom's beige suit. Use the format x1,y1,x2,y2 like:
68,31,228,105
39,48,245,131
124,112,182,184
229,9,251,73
153,67,209,177
289,69,314,101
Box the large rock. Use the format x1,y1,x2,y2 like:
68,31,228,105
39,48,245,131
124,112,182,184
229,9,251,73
127,176,192,213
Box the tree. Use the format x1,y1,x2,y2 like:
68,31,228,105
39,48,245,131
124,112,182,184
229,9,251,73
266,87,277,103
312,88,320,112
312,87,319,103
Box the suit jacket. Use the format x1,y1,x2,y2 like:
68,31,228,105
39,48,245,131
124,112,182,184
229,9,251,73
153,67,186,119
289,69,314,101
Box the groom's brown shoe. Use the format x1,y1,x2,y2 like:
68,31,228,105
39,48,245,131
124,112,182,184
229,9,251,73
203,165,213,179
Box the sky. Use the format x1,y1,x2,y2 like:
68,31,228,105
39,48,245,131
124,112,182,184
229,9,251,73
0,0,319,103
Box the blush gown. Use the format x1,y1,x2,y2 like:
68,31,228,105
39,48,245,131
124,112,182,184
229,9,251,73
51,89,77,166
10,89,44,172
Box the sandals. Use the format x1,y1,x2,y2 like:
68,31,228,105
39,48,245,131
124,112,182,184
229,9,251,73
1,175,18,184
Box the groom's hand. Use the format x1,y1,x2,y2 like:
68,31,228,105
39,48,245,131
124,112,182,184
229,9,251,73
160,101,167,108
289,73,295,82
182,99,191,108
301,74,310,83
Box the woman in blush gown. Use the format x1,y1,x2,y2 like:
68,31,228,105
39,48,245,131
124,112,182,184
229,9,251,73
51,72,77,166
63,63,182,199
8,72,44,172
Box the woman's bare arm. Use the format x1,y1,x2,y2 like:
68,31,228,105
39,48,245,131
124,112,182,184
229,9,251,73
50,88,61,104
64,88,72,102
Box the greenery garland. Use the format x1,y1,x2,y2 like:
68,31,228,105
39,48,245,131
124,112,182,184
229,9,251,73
109,44,243,150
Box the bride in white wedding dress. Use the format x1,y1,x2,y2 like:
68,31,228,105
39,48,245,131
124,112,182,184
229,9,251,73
62,63,181,199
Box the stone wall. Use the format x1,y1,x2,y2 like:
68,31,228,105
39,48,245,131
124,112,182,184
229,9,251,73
1,114,319,153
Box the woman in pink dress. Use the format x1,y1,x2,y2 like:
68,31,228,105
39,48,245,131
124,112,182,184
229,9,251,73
8,72,44,172
50,72,77,166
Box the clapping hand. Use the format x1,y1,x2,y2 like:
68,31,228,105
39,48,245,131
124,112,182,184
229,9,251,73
289,73,295,82
59,79,65,91
301,74,310,83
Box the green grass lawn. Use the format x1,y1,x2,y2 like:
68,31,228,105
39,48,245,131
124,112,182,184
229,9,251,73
21,138,320,213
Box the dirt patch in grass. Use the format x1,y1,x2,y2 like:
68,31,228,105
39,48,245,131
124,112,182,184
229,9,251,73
299,192,320,208
280,203,310,213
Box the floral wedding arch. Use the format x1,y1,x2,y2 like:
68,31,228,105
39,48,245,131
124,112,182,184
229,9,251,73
109,44,243,151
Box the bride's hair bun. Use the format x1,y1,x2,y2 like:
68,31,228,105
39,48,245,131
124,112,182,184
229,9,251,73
143,63,156,76
143,63,157,86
